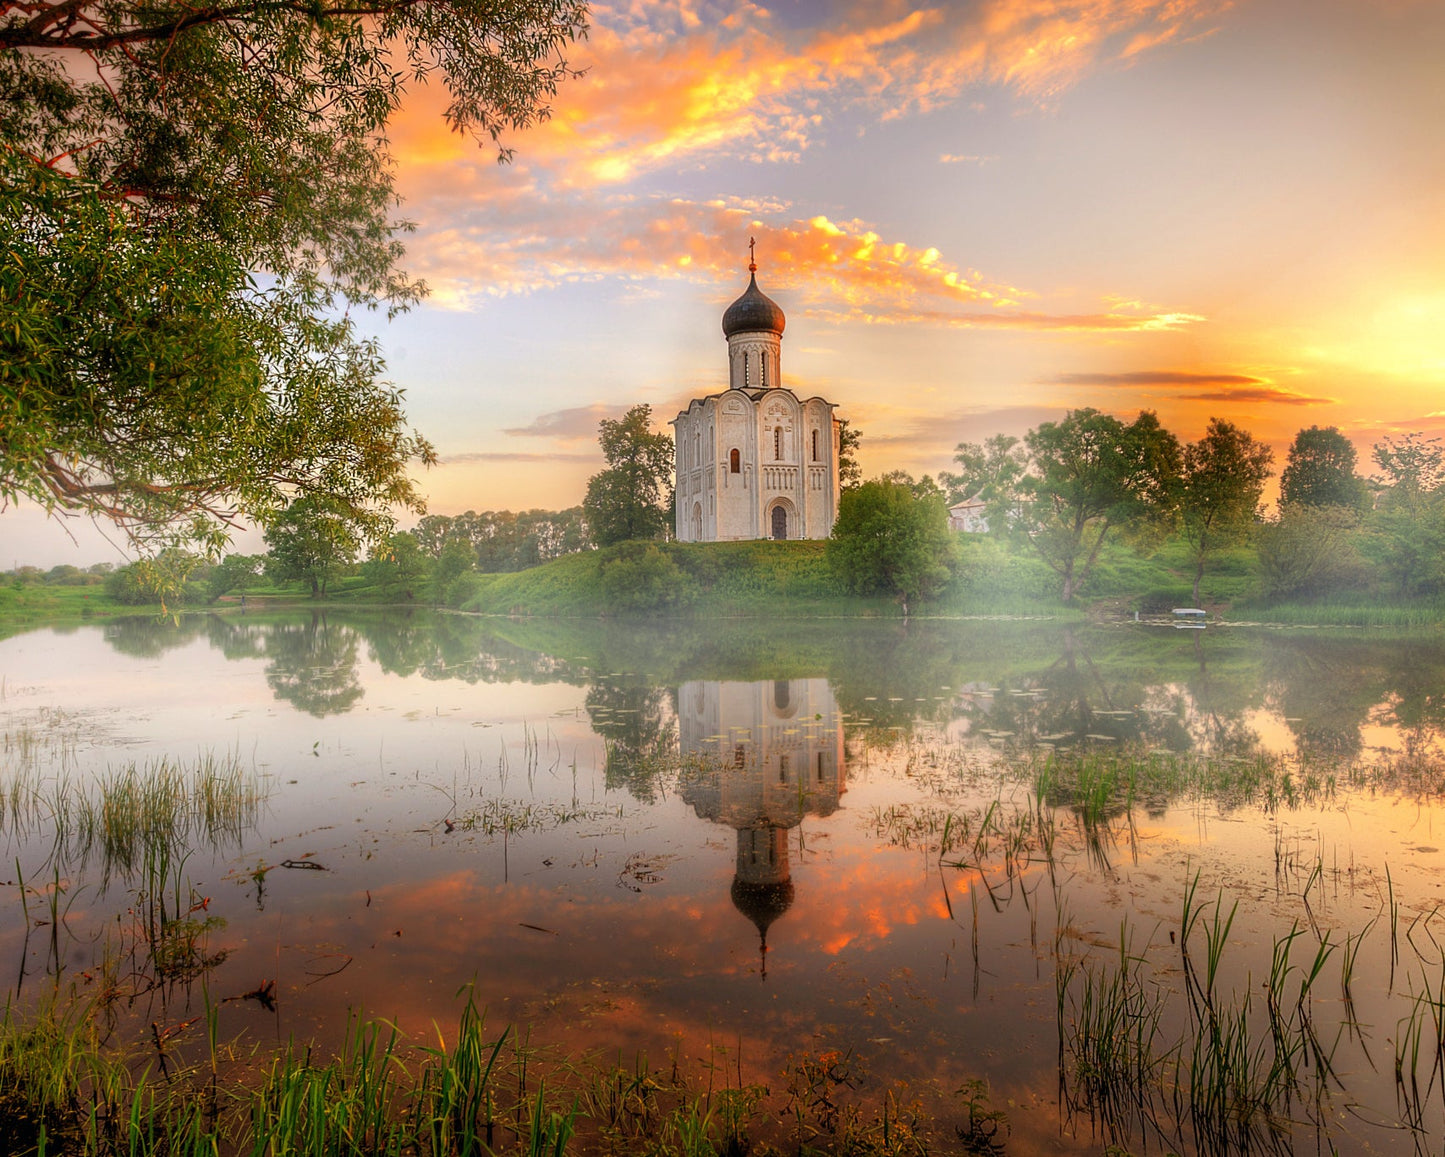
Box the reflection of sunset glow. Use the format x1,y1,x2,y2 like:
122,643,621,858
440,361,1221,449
10,622,1445,1150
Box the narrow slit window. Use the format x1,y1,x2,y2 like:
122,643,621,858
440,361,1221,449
730,448,740,473
812,429,819,461
774,427,782,459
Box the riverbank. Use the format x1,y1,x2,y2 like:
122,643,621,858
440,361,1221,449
6,536,1443,632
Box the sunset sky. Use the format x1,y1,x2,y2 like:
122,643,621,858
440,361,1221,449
13,0,1445,564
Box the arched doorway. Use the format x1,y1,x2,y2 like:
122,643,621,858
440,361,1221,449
770,505,787,540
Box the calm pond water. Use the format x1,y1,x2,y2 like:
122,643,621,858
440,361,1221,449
3,609,1445,1153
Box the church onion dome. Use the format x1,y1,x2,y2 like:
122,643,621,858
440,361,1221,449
722,272,786,339
731,876,795,937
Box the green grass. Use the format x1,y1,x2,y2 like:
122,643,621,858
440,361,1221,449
0,990,986,1156
1226,593,1445,629
0,753,267,885
448,538,1089,620
0,585,131,638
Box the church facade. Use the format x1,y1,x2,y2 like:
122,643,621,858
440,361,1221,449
672,258,840,542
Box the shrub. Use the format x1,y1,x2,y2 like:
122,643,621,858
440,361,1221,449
1256,505,1371,600
598,545,698,615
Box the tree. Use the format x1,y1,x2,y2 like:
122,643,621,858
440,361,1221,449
1372,433,1445,515
1368,433,1445,595
263,497,360,597
583,406,675,547
206,553,263,603
2,0,585,550
1179,419,1273,604
1256,505,1369,599
1278,426,1368,511
364,532,430,600
827,478,955,616
432,539,477,601
837,419,864,493
942,433,1028,525
1016,409,1181,602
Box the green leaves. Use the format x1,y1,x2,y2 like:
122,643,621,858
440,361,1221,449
827,477,954,611
1016,409,1182,601
2,0,585,550
583,405,674,547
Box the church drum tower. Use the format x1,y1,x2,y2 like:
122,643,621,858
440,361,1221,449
672,245,841,542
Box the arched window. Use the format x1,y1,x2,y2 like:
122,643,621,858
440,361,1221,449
812,429,819,461
774,427,782,459
730,448,740,473
774,680,790,711
694,432,700,464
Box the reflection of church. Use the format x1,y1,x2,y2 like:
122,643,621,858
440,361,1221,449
677,678,846,976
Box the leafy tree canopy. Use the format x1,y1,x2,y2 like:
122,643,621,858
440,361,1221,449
837,419,863,493
1180,418,1273,604
1278,426,1368,511
1367,433,1445,596
1,0,586,550
583,405,674,547
1016,408,1181,602
827,476,954,615
1372,433,1445,513
942,433,1028,522
263,495,361,597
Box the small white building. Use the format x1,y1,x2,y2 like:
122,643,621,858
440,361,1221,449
672,258,840,542
948,494,989,534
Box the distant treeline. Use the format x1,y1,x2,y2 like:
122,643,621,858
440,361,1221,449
412,508,590,572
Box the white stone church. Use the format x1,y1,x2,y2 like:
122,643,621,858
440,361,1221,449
672,255,840,542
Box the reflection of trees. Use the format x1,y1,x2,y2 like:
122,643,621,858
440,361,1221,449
585,681,677,803
262,613,363,717
825,622,961,734
1266,645,1371,763
365,613,585,685
1376,644,1445,758
204,615,267,661
86,609,1445,759
361,609,437,678
949,629,1263,756
102,615,209,658
1266,638,1445,763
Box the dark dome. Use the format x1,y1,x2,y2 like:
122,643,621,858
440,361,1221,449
722,273,786,339
731,876,795,937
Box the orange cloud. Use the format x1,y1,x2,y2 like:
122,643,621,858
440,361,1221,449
400,194,1200,333
392,0,1233,190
